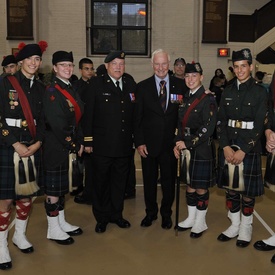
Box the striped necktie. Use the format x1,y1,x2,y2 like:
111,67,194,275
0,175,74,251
159,80,167,112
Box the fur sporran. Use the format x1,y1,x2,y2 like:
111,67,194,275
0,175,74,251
69,153,84,192
13,152,40,195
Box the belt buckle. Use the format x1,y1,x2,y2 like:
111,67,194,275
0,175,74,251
235,120,242,128
15,119,22,128
21,120,28,127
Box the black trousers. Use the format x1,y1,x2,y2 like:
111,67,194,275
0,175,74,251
141,149,176,218
91,153,131,223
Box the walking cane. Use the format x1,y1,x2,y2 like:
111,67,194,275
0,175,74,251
174,152,181,236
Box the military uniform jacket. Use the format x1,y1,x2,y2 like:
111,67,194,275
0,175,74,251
217,77,268,153
82,74,136,157
0,70,45,146
134,75,187,157
43,77,84,169
175,86,217,159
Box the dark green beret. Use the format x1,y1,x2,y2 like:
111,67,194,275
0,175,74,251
104,50,125,63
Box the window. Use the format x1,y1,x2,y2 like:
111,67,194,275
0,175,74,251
86,0,151,56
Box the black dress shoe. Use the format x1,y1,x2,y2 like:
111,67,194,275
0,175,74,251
161,217,172,229
70,185,84,196
176,225,192,231
271,254,275,264
52,237,74,245
74,195,92,205
66,227,83,236
110,218,131,228
0,261,12,270
13,243,34,253
236,239,250,248
190,232,203,238
217,233,234,242
140,215,157,227
95,222,108,233
254,240,275,251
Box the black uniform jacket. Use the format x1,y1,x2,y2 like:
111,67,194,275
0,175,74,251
134,75,187,157
43,77,84,169
174,86,217,159
82,73,136,157
0,70,45,146
217,77,268,154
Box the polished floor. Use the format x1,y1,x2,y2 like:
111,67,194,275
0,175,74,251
5,154,275,274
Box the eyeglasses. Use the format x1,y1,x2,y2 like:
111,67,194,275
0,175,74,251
174,64,185,68
57,63,75,68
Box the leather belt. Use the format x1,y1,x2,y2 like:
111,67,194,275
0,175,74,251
228,119,254,129
6,118,36,128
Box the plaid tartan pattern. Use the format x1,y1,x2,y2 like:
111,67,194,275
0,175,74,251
0,144,43,199
44,164,69,196
182,150,216,189
217,148,264,197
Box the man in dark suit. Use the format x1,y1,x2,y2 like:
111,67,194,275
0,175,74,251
134,49,188,229
82,50,136,233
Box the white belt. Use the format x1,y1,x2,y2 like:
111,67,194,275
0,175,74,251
6,118,36,128
228,119,254,129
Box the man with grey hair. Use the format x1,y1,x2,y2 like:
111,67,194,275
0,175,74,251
134,49,188,229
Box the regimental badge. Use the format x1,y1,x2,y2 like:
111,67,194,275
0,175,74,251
65,136,72,142
121,52,125,58
66,99,74,112
2,129,9,136
243,49,251,59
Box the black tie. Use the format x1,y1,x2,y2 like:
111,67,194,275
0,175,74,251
159,80,167,112
116,81,122,92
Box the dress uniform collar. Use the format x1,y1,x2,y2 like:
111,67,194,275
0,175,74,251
56,76,71,87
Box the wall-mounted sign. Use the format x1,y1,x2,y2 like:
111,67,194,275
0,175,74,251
217,48,230,57
6,0,33,40
202,0,228,43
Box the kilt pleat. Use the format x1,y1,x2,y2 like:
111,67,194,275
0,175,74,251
182,150,216,189
44,164,69,197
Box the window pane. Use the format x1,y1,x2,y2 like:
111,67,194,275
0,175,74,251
93,2,118,26
93,29,117,53
122,30,146,53
122,4,146,26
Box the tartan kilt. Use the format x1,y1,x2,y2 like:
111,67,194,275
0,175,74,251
217,148,264,197
182,149,216,189
44,157,69,197
0,144,44,200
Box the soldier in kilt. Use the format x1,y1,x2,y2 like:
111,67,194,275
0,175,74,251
173,62,217,238
0,43,47,270
253,72,275,263
216,48,268,248
43,51,84,245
